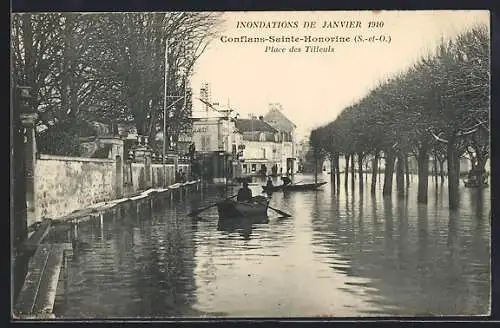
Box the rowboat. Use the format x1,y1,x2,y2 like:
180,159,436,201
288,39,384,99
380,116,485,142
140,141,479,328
463,179,489,188
262,181,327,192
217,215,269,234
217,195,269,219
463,171,489,188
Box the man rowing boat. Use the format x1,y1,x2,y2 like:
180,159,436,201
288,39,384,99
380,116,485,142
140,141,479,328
237,181,253,202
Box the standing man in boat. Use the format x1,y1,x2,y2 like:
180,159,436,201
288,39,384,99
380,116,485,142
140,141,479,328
237,181,253,202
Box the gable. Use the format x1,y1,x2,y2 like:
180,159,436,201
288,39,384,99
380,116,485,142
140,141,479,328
263,108,296,132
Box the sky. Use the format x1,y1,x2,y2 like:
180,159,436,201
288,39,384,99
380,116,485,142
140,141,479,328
190,10,489,139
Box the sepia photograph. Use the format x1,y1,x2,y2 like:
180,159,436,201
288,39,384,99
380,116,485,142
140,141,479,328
11,10,490,319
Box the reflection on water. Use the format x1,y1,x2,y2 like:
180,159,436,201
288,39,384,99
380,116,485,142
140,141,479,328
54,174,490,318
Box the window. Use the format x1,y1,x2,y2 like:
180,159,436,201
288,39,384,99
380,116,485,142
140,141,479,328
251,164,256,172
243,164,247,173
201,135,206,150
262,148,266,159
232,144,237,155
201,135,211,151
259,132,266,142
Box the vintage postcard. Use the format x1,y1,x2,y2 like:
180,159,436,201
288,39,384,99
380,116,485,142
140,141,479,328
11,10,490,319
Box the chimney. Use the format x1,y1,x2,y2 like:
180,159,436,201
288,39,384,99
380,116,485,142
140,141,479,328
269,102,283,111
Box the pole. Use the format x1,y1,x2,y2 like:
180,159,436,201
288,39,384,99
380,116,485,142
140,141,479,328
162,39,169,187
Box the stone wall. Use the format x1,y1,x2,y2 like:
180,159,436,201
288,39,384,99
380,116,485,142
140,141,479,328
151,164,174,187
35,155,116,224
128,163,191,192
32,138,191,225
131,163,147,191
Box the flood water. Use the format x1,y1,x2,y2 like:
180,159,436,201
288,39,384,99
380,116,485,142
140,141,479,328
52,173,490,318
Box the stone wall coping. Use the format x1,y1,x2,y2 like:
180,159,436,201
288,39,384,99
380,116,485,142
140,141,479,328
98,137,124,144
148,163,189,168
97,135,122,139
38,154,115,163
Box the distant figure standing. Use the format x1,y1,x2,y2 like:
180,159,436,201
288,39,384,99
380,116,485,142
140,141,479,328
281,176,292,186
237,181,253,202
266,176,274,188
176,169,185,183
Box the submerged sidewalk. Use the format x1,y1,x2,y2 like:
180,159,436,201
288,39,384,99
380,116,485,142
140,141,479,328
14,179,203,320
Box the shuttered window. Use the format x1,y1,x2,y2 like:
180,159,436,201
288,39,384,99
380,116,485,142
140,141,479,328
201,135,211,151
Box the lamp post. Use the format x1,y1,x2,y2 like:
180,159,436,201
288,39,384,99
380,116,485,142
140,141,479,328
161,38,194,187
162,38,169,187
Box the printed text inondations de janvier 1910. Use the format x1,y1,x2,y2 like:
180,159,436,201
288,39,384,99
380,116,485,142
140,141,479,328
220,20,390,54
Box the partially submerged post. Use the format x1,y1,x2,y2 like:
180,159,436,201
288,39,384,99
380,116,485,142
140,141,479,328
12,86,34,301
18,86,37,227
13,85,29,253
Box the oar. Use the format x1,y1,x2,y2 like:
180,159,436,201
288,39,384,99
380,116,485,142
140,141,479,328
268,205,292,218
252,198,292,218
188,194,237,217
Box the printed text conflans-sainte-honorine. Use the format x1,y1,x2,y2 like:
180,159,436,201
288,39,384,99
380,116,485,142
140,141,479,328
220,35,352,43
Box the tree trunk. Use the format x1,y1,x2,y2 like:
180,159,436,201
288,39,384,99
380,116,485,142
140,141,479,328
365,162,369,182
404,155,410,188
358,152,364,192
335,153,340,191
447,136,460,210
433,154,438,185
21,15,35,88
61,22,70,116
314,154,318,185
396,153,405,198
383,151,396,196
330,153,336,190
417,145,429,204
350,153,355,189
62,15,80,120
439,159,445,184
371,152,379,194
476,154,488,186
344,154,350,189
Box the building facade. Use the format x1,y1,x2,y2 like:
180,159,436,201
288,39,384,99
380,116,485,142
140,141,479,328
235,117,282,176
188,100,243,183
263,103,298,174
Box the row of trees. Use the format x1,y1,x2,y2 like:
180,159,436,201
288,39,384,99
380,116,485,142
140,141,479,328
309,25,490,210
12,12,221,155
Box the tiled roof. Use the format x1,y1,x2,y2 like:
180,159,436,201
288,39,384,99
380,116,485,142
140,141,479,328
235,119,277,133
241,131,277,142
264,108,296,130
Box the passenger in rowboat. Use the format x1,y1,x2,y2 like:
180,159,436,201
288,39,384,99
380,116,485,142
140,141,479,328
237,181,253,202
